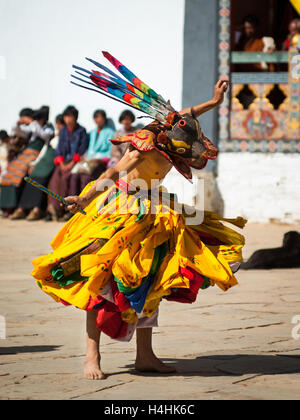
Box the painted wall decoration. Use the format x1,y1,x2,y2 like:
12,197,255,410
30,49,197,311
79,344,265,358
231,84,290,139
218,0,300,153
218,0,231,145
288,49,300,141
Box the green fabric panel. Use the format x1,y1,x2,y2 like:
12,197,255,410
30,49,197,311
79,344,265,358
103,189,121,208
31,147,55,178
51,266,88,287
27,138,44,152
136,199,146,222
0,185,19,208
201,277,211,290
114,276,142,295
135,193,177,223
114,241,169,294
150,242,168,275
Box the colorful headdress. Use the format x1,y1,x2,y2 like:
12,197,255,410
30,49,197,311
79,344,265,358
71,51,218,180
71,51,173,124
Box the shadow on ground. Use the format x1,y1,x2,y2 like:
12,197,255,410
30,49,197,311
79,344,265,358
0,345,61,355
120,354,300,378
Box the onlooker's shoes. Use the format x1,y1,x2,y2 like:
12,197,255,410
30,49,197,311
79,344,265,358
9,208,26,220
2,209,13,218
26,208,44,221
48,204,59,222
61,212,73,222
44,213,52,222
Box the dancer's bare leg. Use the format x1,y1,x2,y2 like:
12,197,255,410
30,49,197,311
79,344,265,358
84,310,106,380
135,328,176,373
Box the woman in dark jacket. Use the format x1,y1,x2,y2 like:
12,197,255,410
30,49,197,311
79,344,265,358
47,106,89,221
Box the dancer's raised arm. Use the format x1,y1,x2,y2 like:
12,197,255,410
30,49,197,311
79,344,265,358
180,76,229,118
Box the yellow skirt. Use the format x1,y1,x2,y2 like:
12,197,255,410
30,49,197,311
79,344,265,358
32,181,247,340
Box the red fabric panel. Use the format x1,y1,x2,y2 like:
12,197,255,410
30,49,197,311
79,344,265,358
111,279,131,312
165,266,205,304
86,295,105,311
197,231,224,246
96,302,128,339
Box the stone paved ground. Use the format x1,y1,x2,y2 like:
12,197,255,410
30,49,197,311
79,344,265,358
0,219,300,400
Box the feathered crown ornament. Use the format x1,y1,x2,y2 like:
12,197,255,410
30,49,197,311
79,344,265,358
71,51,218,181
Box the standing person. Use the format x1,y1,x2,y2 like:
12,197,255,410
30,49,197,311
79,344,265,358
282,19,300,50
47,106,89,221
32,52,246,380
235,15,275,72
0,107,54,219
109,110,143,167
15,115,64,221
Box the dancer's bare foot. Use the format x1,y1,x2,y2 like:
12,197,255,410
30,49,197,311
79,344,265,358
85,310,106,380
135,328,176,374
135,352,177,374
84,354,106,380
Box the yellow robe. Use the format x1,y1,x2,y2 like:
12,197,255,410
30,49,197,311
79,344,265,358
32,179,247,325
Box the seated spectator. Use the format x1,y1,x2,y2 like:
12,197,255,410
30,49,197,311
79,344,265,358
70,109,115,189
87,109,115,164
14,114,64,221
0,130,9,178
47,105,89,221
282,19,300,50
235,15,275,72
109,110,143,167
8,108,35,161
293,19,300,51
0,106,54,219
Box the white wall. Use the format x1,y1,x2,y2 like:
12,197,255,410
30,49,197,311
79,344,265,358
217,153,300,223
162,167,198,206
0,0,185,132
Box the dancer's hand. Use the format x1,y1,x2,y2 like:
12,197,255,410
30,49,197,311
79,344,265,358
213,76,229,106
64,196,88,214
180,76,230,117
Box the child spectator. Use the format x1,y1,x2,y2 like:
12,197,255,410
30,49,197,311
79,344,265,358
235,15,275,72
109,110,143,167
282,19,300,50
